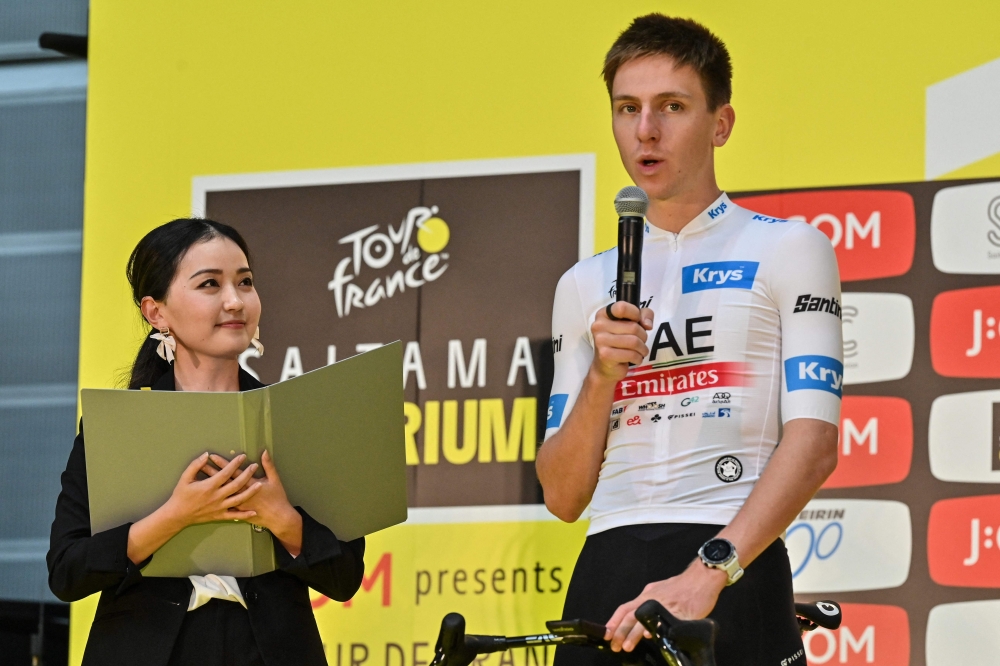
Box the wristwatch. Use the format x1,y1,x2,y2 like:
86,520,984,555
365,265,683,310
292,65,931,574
698,538,744,586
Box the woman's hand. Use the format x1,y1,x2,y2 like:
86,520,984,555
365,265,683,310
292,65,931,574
207,450,303,557
167,452,262,525
127,452,263,565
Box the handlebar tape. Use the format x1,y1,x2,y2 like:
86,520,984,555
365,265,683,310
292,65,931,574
464,635,508,654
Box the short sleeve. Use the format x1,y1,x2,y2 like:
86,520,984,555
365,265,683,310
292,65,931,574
770,224,844,426
544,267,593,440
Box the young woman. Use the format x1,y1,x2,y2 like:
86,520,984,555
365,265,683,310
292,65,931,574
47,219,365,666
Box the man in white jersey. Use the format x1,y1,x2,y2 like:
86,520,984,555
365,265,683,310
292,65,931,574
536,15,842,666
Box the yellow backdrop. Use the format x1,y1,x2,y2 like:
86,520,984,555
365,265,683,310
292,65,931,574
73,1,1000,663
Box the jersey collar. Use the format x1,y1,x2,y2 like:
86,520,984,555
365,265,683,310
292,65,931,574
644,192,735,240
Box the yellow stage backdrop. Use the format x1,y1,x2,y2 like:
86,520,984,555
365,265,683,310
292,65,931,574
72,1,1000,665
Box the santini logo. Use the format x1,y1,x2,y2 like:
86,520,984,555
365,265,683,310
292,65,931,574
930,181,1000,274
823,396,913,489
793,294,842,318
928,389,1000,483
785,355,844,397
926,600,1000,665
681,261,759,293
787,499,911,593
928,495,1000,588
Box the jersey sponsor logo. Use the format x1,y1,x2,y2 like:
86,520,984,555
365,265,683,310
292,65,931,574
733,190,915,282
626,416,641,426
681,261,759,293
750,213,789,224
841,292,914,385
546,393,568,429
680,396,699,407
666,412,695,420
930,286,1000,377
785,355,844,397
793,293,842,318
610,418,620,431
788,499,911,593
712,392,730,403
611,406,624,416
707,200,728,219
607,281,654,309
803,604,910,666
927,600,1000,665
928,495,1000,587
715,456,742,482
637,401,664,411
928,389,1000,483
702,408,731,418
930,181,1000,274
649,316,714,361
650,414,661,422
824,396,913,489
613,361,750,403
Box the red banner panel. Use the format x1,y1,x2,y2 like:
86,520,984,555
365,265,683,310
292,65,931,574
930,286,1000,378
928,494,1000,587
733,190,915,281
824,397,913,489
803,603,909,666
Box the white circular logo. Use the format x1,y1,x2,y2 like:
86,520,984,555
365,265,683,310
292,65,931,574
715,456,742,483
817,602,840,616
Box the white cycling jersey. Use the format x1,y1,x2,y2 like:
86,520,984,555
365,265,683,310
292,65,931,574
545,192,843,536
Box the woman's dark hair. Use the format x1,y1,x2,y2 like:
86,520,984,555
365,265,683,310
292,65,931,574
125,218,253,389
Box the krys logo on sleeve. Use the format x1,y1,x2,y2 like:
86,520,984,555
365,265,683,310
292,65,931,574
327,206,451,317
928,494,1000,587
733,189,915,282
787,499,911,593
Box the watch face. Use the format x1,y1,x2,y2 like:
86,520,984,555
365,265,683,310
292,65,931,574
703,539,733,563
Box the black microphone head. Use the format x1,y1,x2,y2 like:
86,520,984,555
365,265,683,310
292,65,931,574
614,186,649,217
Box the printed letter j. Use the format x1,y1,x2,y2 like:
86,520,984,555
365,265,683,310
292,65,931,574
967,310,983,357
964,518,980,566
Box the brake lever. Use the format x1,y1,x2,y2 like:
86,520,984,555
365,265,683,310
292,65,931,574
634,600,690,666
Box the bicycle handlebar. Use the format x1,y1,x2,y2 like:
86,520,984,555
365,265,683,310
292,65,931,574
431,600,842,666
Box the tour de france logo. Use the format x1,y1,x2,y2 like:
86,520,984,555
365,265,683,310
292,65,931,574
715,455,743,483
326,205,451,318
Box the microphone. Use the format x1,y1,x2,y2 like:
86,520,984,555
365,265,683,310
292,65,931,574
614,186,649,310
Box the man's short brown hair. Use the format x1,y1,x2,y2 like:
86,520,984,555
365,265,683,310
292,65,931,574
603,14,733,110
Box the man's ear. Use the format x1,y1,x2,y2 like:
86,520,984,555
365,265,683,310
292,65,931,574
140,296,167,331
713,103,736,147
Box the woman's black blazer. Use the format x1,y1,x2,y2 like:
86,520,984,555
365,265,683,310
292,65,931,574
47,367,366,666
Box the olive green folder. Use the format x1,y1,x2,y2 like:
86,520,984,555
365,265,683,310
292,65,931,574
81,342,407,578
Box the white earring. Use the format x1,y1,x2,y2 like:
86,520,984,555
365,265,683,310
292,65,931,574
150,327,176,363
250,327,264,357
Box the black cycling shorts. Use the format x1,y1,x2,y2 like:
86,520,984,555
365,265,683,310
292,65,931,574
554,523,804,666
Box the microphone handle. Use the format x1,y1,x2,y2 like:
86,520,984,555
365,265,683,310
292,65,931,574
617,215,644,308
